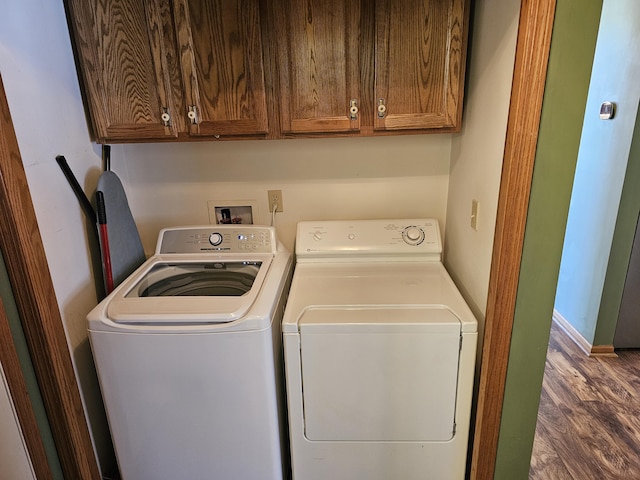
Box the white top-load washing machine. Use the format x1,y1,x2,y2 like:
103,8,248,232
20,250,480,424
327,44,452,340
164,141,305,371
87,225,292,480
282,219,478,480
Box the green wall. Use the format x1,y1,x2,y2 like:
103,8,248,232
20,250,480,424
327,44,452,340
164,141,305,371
493,0,603,477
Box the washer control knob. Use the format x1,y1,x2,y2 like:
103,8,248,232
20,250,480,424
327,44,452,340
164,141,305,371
313,231,323,241
402,226,425,245
209,232,223,246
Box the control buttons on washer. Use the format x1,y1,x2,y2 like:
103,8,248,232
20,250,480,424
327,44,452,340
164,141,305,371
402,226,425,245
209,232,223,246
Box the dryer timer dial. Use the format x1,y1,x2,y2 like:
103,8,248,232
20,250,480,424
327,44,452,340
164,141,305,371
402,226,425,245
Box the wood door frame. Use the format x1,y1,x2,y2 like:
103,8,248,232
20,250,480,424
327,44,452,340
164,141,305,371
470,0,556,478
0,295,53,480
0,75,100,478
0,0,555,478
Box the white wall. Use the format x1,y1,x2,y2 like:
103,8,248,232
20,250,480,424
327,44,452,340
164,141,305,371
0,0,114,474
445,0,520,319
118,136,452,255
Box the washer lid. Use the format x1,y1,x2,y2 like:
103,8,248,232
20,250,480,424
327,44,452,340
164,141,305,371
125,261,261,298
106,255,272,324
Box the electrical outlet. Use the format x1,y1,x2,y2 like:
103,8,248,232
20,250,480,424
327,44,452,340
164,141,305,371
471,199,479,231
268,190,283,213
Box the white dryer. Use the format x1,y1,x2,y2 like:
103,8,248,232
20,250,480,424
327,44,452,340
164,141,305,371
87,225,292,480
282,219,477,480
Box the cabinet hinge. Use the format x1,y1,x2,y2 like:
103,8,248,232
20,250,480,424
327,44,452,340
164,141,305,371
187,105,199,125
161,107,171,127
377,98,387,118
349,99,359,120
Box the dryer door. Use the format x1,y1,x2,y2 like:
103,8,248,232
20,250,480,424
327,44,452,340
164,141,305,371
299,306,461,442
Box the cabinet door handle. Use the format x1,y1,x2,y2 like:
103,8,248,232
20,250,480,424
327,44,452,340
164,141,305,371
187,105,199,125
349,99,359,120
161,107,171,126
377,98,387,118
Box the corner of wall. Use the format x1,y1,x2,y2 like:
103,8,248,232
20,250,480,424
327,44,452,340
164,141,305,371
595,99,640,346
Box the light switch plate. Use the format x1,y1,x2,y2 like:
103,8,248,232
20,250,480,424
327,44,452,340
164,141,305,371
471,199,479,231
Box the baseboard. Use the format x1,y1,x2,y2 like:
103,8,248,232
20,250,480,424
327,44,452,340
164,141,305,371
590,344,616,356
552,310,616,357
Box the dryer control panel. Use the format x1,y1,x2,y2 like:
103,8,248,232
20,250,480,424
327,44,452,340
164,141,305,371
157,226,277,254
296,219,442,260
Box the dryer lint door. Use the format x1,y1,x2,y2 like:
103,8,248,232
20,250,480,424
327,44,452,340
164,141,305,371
299,306,461,442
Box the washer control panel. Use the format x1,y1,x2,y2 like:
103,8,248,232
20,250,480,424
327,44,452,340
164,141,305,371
157,226,276,254
297,219,442,259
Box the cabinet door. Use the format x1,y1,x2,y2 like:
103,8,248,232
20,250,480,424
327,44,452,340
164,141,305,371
274,0,361,134
66,0,181,142
173,0,268,137
374,0,469,131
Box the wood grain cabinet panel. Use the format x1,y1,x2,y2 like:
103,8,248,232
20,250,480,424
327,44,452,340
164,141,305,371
66,0,183,142
66,0,268,142
271,0,469,137
374,0,468,131
273,0,362,134
66,0,469,142
173,0,268,137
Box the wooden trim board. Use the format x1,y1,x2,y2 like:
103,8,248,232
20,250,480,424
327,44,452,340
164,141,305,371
0,296,53,479
470,0,557,478
591,344,616,356
0,74,100,478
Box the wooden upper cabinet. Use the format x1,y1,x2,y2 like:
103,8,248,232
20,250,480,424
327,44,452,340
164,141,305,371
173,0,268,137
374,0,469,131
271,0,469,136
273,0,362,134
66,0,182,142
66,0,268,142
67,0,469,142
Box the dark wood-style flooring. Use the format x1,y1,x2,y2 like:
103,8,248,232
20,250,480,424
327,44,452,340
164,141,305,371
529,322,640,479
